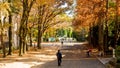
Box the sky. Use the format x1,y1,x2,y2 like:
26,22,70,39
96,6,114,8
60,0,77,18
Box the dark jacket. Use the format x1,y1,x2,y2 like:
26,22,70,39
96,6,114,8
56,52,62,59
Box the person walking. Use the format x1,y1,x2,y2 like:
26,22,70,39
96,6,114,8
56,50,62,66
86,49,91,57
61,41,63,45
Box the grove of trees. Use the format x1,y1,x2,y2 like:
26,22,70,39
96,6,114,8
0,0,120,59
73,0,120,55
0,0,73,57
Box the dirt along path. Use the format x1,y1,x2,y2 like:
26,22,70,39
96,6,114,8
0,44,60,68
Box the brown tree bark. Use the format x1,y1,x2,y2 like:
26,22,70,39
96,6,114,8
29,29,32,47
104,0,109,51
8,12,13,55
19,0,35,56
2,17,6,58
114,0,119,48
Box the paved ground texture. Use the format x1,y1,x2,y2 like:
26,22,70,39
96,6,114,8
31,59,105,68
0,42,105,68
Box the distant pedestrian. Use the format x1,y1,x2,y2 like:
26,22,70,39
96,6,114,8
61,41,63,45
86,49,91,57
56,50,62,66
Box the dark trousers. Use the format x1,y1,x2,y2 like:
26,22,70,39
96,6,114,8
57,59,62,66
87,52,90,57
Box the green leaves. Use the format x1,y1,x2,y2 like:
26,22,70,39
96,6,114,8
109,1,116,8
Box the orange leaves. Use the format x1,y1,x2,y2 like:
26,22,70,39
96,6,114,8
35,0,55,6
73,0,120,33
73,0,105,28
94,0,102,3
119,8,120,15
118,0,120,15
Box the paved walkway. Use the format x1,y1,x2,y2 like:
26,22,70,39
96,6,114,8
31,59,105,68
31,43,105,68
98,57,113,65
0,42,106,68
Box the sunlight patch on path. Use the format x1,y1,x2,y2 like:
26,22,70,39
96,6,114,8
0,54,58,68
0,55,58,68
34,55,56,59
0,62,46,68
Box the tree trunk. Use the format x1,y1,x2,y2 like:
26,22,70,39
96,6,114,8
37,28,42,49
98,19,104,51
19,15,25,56
37,6,43,49
114,0,119,48
2,17,6,58
19,0,35,56
19,28,23,56
23,37,26,54
8,13,12,55
29,28,32,47
89,23,92,47
104,26,108,51
1,28,6,58
92,23,96,48
26,42,28,51
23,20,28,54
104,0,109,53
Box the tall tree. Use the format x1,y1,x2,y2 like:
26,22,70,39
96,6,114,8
27,13,37,47
114,0,119,48
74,0,111,51
103,0,109,53
7,0,13,55
19,0,35,56
0,1,11,57
36,0,73,49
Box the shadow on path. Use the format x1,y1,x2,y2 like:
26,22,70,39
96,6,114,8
31,44,105,68
31,55,105,68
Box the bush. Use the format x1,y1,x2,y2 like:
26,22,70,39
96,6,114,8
116,46,120,63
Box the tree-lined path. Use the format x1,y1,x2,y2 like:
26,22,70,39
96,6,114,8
0,42,105,68
0,0,119,68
